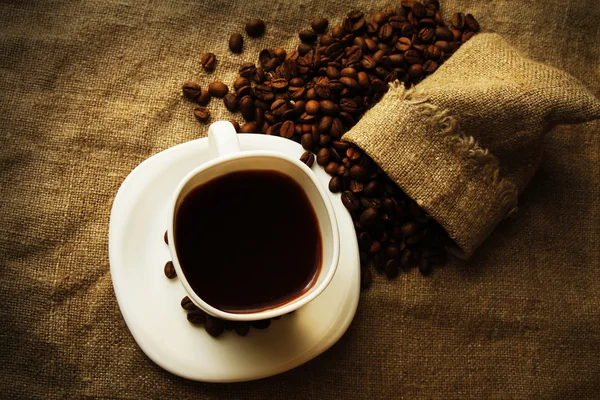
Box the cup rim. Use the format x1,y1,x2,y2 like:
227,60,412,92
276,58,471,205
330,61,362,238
167,149,341,321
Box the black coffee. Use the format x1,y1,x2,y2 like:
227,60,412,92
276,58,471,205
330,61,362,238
175,169,322,313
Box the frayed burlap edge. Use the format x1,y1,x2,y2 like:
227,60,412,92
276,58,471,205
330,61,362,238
386,81,519,220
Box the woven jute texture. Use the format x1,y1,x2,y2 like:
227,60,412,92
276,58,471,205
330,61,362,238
344,33,600,258
0,1,599,399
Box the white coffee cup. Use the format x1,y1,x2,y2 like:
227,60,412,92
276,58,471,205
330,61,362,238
167,121,340,321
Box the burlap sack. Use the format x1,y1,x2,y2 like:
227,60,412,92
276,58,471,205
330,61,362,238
344,33,600,258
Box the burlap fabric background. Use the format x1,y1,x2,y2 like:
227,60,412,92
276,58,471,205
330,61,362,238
0,1,598,399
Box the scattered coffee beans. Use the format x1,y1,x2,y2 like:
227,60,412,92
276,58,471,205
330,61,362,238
229,33,244,53
200,52,216,72
193,106,210,122
179,295,290,338
245,18,266,37
182,2,480,289
164,261,176,279
182,81,202,101
207,81,228,97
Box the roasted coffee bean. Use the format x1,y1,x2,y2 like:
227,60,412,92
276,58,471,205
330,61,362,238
181,296,199,311
196,90,211,106
341,190,360,212
163,230,168,244
193,107,210,122
223,93,239,112
350,180,363,193
311,17,329,33
164,261,176,279
452,12,465,29
299,29,318,43
280,120,295,138
250,319,271,329
350,164,369,181
229,33,244,53
187,310,206,325
319,100,338,116
316,148,331,166
300,150,315,167
423,59,438,73
245,18,266,37
201,52,216,71
419,257,432,276
240,121,257,133
465,14,480,32
204,315,224,337
408,64,423,79
235,321,250,336
385,259,400,278
329,176,343,192
208,81,228,97
359,207,379,227
301,133,315,150
182,81,202,101
239,96,255,121
229,120,240,132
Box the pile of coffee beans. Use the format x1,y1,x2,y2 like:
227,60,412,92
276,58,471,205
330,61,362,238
182,3,480,288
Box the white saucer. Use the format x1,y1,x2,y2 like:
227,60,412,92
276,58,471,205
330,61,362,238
109,134,360,382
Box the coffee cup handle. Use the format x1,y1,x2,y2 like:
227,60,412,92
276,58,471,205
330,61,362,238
208,121,241,160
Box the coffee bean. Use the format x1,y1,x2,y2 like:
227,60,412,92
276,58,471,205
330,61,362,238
164,261,176,279
196,90,211,106
181,296,199,311
311,17,329,33
408,64,423,79
201,52,217,72
250,319,271,329
240,122,257,133
223,93,239,112
465,14,480,32
245,18,266,37
423,60,438,74
278,120,294,139
204,315,224,337
452,12,465,29
359,207,379,227
182,82,202,101
299,29,318,43
229,33,244,53
385,259,400,278
187,310,206,325
419,257,432,276
329,176,342,192
208,81,228,97
240,96,255,121
316,148,331,166
235,321,250,336
193,107,210,122
341,190,360,212
320,100,338,116
301,133,314,150
274,47,287,60
163,230,168,244
305,99,320,115
300,151,315,167
350,164,369,181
